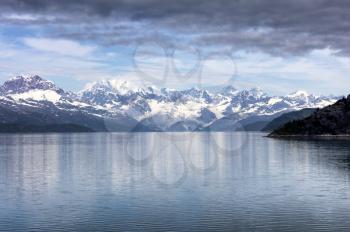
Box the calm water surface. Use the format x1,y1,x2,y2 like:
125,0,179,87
0,132,350,231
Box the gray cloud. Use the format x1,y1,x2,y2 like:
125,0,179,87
1,0,350,56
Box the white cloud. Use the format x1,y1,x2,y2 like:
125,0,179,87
4,13,39,21
0,39,116,90
1,36,350,96
231,49,350,95
23,38,95,57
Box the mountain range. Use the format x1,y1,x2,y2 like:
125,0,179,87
0,75,340,132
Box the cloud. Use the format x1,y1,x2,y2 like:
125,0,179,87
23,38,95,57
232,49,350,95
1,1,350,95
0,0,350,56
0,38,120,90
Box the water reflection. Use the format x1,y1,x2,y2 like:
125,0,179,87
0,132,350,231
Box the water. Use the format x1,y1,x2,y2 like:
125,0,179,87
0,132,350,231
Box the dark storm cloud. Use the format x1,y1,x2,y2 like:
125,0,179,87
1,0,350,56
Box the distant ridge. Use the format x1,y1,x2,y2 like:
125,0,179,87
269,95,350,136
263,108,316,132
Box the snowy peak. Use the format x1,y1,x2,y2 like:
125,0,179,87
0,75,62,95
220,85,238,96
80,79,148,106
83,79,145,95
284,90,315,106
230,88,268,106
287,90,310,99
108,79,138,94
242,87,267,98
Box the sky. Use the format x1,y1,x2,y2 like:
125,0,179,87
0,0,350,95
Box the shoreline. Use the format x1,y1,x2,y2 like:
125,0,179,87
268,134,350,139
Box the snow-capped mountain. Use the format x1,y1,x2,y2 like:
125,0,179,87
0,75,138,131
0,75,340,132
0,75,62,95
